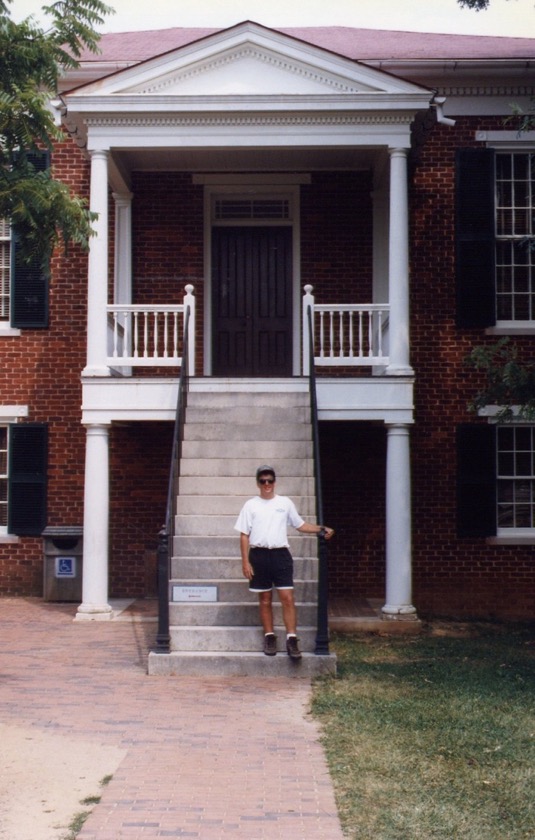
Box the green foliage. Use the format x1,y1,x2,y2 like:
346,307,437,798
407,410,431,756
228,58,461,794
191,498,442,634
0,0,113,264
507,101,535,134
458,0,492,8
466,337,535,421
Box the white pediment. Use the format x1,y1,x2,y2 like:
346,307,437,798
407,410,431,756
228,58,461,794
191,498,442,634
71,21,429,100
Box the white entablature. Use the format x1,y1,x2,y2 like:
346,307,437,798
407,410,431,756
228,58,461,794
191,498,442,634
61,21,433,148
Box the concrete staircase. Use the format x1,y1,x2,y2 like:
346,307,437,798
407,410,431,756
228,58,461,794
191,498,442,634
148,382,336,677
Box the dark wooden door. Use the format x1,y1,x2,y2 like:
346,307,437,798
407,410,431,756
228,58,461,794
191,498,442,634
212,226,292,376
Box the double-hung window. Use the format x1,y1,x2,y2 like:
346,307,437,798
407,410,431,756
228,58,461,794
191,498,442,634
496,425,535,531
496,153,535,325
456,145,535,331
457,422,535,542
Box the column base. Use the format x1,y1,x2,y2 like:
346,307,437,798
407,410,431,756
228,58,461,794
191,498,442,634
82,366,112,377
381,604,419,621
75,603,113,621
385,365,414,376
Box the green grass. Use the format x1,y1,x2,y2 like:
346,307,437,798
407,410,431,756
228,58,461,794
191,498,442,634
62,774,113,839
312,624,535,840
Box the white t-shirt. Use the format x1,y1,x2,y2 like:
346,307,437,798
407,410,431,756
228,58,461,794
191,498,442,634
234,495,304,549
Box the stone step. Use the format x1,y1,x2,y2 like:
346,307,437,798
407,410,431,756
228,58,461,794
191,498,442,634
173,534,317,557
183,423,312,442
168,625,318,652
171,555,319,580
181,439,313,460
170,579,318,602
187,390,309,408
178,476,315,496
174,513,317,536
175,494,317,515
185,406,310,424
179,457,314,477
148,650,337,677
169,601,318,626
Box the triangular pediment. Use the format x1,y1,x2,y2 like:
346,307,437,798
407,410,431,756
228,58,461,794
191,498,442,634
70,21,429,99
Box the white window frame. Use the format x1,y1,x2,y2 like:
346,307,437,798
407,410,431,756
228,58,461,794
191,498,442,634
0,219,21,336
0,406,28,538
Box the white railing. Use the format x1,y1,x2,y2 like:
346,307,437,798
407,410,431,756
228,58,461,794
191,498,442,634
107,284,195,374
302,284,389,374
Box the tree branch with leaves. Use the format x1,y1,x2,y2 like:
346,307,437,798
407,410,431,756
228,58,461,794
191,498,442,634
0,0,113,266
467,337,535,421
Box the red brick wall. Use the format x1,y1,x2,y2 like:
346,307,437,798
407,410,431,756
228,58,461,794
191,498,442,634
408,116,535,620
2,133,534,619
320,117,535,620
0,138,89,594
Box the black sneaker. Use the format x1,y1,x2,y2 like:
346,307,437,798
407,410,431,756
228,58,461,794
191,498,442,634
286,636,302,660
263,633,277,656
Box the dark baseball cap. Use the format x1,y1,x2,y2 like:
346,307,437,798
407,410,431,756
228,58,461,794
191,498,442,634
256,465,276,480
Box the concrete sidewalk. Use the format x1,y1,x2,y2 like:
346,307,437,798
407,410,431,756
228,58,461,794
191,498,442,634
0,598,344,839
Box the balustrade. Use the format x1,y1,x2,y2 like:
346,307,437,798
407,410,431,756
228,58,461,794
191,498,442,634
106,284,195,373
302,284,389,374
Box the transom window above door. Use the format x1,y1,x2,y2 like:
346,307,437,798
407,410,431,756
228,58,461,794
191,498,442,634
212,195,293,224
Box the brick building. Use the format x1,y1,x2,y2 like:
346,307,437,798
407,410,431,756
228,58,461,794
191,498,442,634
1,22,534,631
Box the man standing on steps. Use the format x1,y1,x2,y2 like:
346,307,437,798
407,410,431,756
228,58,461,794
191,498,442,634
234,465,334,660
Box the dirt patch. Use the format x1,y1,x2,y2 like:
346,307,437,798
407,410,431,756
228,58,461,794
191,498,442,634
0,723,125,840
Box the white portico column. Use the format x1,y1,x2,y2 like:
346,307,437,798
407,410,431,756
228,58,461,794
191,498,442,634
383,423,417,619
386,148,413,376
83,149,111,377
76,424,112,620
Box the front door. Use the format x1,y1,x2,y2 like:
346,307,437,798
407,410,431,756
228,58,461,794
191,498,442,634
212,226,292,376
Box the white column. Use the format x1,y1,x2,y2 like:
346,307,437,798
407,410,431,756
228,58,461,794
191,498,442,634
76,424,112,620
383,423,417,619
386,148,413,375
83,149,111,377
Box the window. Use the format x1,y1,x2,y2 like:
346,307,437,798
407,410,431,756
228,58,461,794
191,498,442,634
496,153,535,322
456,148,535,330
1,151,51,330
496,425,535,529
0,220,11,322
457,422,535,540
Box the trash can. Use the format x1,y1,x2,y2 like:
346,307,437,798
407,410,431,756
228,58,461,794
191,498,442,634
42,526,83,602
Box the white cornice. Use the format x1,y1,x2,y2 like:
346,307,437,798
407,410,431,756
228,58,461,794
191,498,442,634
85,112,415,127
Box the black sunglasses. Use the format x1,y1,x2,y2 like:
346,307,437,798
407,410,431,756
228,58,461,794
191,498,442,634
258,478,275,485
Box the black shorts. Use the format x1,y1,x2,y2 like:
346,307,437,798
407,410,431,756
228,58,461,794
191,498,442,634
248,547,294,592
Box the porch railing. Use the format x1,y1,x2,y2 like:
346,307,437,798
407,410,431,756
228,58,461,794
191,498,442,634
306,303,330,656
153,304,192,654
302,284,389,375
107,284,195,373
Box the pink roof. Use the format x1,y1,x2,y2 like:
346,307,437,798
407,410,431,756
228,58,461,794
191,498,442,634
80,23,535,64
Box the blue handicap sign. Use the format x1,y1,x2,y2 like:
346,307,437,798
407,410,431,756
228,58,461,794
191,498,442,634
56,557,76,578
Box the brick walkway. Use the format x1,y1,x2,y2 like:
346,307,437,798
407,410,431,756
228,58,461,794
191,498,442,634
0,598,344,839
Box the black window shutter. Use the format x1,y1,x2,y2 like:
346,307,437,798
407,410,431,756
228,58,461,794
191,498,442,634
456,423,496,538
11,150,50,329
455,148,496,328
8,423,48,536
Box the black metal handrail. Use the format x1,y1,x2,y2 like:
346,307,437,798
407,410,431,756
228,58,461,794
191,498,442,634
154,306,191,653
307,304,330,655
